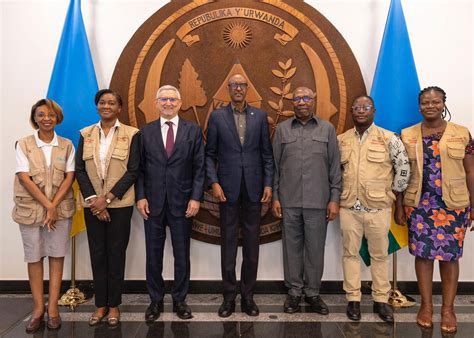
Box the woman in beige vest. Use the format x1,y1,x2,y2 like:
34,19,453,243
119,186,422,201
75,89,140,327
398,86,474,333
13,99,75,333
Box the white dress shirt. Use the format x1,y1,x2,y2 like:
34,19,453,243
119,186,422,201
160,115,179,146
97,119,121,179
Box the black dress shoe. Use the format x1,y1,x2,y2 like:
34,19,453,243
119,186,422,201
218,300,235,318
284,295,301,314
305,296,329,315
241,299,259,316
173,301,193,320
145,300,164,322
346,301,361,321
373,302,394,323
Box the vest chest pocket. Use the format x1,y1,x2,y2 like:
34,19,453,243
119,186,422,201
52,163,66,187
367,145,386,162
29,168,44,188
447,143,465,160
82,144,94,160
111,140,130,161
312,135,328,154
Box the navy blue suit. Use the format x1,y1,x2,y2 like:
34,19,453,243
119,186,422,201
205,104,273,300
136,117,204,302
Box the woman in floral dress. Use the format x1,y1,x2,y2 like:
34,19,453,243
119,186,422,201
399,86,474,334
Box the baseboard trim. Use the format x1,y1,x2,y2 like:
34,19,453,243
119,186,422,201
0,280,473,295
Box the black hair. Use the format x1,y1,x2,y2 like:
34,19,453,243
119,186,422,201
418,86,451,121
351,95,375,107
94,89,123,107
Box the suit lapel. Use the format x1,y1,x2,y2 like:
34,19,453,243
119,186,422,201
223,104,242,148
243,106,256,149
153,119,168,159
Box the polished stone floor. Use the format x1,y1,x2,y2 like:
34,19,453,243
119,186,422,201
1,294,473,337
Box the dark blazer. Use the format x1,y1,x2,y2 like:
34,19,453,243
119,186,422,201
136,117,205,217
205,104,274,203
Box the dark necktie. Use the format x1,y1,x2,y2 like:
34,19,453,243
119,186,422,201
165,121,174,158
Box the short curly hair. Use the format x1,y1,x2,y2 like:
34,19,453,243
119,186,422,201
30,99,64,129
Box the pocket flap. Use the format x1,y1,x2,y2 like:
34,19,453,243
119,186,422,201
447,144,465,159
282,136,297,144
312,135,328,143
15,206,34,217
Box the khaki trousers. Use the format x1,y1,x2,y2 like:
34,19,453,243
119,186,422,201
340,207,391,302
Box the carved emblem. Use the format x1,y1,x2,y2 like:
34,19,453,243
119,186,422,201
110,0,366,245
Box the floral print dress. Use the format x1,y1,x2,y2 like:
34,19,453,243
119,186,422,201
406,132,472,261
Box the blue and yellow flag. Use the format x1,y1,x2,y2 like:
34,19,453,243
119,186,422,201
47,0,98,237
360,0,421,266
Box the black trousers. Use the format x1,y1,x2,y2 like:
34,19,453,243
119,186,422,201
219,178,262,301
84,206,132,307
144,199,191,303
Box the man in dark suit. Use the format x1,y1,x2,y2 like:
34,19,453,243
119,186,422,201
136,85,204,321
205,74,274,317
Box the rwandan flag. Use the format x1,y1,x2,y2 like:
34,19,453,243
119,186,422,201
360,0,421,266
47,0,99,237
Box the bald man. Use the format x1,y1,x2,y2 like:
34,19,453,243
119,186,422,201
205,74,274,317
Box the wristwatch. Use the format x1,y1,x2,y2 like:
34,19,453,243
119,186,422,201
105,198,112,205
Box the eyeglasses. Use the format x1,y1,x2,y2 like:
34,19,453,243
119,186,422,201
292,96,313,103
157,97,179,103
228,83,248,90
35,112,57,119
351,105,373,112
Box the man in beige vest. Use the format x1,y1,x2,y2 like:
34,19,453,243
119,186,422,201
338,95,410,323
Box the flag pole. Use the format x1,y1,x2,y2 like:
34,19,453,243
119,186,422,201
388,251,415,307
58,236,86,309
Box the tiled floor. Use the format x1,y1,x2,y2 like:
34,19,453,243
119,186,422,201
1,294,473,337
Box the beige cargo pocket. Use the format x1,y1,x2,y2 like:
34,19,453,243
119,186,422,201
367,146,386,162
449,178,469,204
58,198,76,219
447,144,465,160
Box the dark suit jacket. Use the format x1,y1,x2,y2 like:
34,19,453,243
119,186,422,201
205,104,274,203
136,117,205,217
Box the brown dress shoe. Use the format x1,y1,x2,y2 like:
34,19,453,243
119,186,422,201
47,314,62,330
441,306,457,333
25,314,44,334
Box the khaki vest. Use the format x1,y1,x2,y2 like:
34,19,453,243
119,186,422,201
80,123,138,208
338,125,396,209
401,122,470,208
12,135,75,225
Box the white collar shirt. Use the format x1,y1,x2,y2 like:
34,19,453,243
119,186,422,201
97,119,121,178
160,115,179,146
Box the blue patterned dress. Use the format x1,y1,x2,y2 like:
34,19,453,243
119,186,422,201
406,132,472,261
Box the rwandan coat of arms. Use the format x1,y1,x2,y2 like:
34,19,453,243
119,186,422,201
110,0,366,244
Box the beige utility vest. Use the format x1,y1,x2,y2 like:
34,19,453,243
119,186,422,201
12,135,75,225
80,123,138,208
338,125,396,209
401,122,470,208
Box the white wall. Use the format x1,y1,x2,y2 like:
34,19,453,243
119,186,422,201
1,0,472,282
